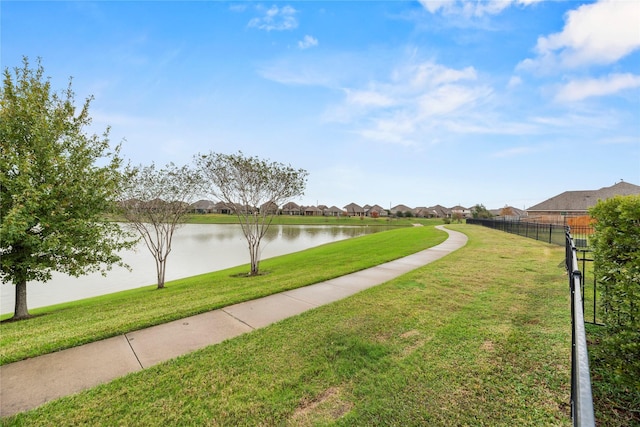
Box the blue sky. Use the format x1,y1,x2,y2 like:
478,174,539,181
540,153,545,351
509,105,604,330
2,0,639,210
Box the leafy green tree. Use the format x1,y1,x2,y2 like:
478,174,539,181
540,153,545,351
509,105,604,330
0,58,135,320
118,162,201,289
589,195,640,387
196,151,308,276
471,203,493,219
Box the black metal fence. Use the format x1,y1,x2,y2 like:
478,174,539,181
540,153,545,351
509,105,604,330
576,249,602,325
465,217,566,245
566,232,596,427
465,218,601,324
466,218,596,426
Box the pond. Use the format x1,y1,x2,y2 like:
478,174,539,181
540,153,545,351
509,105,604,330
1,224,391,315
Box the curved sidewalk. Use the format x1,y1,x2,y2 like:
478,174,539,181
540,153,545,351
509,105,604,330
0,226,467,418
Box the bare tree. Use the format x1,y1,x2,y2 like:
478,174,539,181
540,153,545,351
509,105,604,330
119,162,201,289
195,151,308,276
500,206,515,217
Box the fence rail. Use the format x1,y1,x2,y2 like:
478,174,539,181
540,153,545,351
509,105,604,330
465,218,569,245
466,218,596,426
566,232,596,427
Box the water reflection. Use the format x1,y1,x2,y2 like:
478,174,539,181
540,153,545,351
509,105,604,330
1,224,392,315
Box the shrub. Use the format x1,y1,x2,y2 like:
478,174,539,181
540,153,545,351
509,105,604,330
589,194,640,387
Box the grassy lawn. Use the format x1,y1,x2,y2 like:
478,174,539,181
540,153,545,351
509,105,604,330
3,225,575,425
1,226,447,365
586,324,640,426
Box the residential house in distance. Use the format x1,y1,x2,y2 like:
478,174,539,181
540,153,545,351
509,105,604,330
344,203,365,217
450,205,471,219
281,202,301,215
365,204,388,217
325,206,345,217
390,204,412,216
260,201,279,215
489,206,527,219
190,199,216,214
302,205,323,216
428,205,451,219
214,201,233,215
413,207,432,218
526,181,640,222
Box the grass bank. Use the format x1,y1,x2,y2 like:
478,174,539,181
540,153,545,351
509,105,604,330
4,225,573,425
1,226,447,365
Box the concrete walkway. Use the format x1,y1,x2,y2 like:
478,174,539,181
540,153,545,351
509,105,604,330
0,226,467,418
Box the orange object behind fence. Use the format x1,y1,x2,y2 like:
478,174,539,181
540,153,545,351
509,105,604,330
567,216,595,234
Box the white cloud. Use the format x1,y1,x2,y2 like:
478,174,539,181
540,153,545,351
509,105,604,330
507,76,522,89
248,5,298,31
344,89,395,108
358,114,419,147
257,51,366,87
404,62,477,87
258,61,333,86
298,35,318,50
418,0,456,14
419,0,543,17
519,0,640,71
555,73,640,102
326,59,492,145
415,84,482,117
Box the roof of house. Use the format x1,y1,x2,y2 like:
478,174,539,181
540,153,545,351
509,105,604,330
390,204,412,212
190,199,216,209
214,201,233,209
260,201,279,210
344,203,364,212
490,206,527,217
367,204,385,212
281,202,301,212
429,205,450,216
303,205,322,213
527,181,640,213
413,206,430,215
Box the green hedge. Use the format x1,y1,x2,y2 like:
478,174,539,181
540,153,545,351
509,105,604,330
589,194,640,387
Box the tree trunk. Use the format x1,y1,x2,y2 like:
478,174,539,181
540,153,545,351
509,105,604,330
156,257,166,289
13,278,31,320
249,241,260,276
